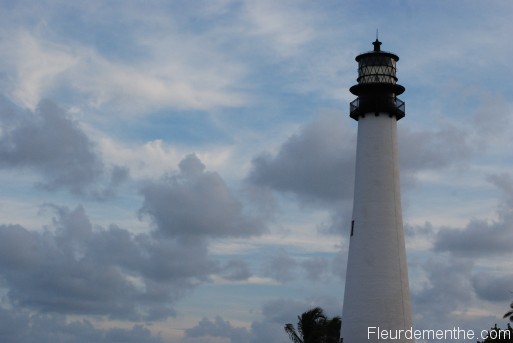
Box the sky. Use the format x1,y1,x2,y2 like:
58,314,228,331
0,1,513,342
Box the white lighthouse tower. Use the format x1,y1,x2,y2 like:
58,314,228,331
342,39,413,343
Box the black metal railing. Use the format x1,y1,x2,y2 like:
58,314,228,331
349,97,405,120
395,98,405,118
350,98,359,117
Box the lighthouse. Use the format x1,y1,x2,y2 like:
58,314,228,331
342,39,413,343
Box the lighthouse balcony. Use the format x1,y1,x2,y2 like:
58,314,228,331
350,97,405,121
396,97,405,116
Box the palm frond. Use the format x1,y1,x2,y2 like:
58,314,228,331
325,317,342,343
286,307,341,343
503,301,513,321
285,323,304,343
299,307,327,343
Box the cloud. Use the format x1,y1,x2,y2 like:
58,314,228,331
0,9,250,114
0,99,102,192
0,204,217,321
248,112,355,205
472,273,513,302
0,308,164,343
470,93,513,147
220,259,253,281
433,174,513,258
407,173,513,329
241,0,316,58
0,153,269,341
261,252,336,284
249,320,285,343
404,222,436,238
301,256,332,282
140,154,265,238
0,97,126,198
0,31,78,110
433,217,513,258
261,252,298,283
399,124,472,173
488,173,513,211
331,248,348,281
411,258,476,329
184,316,251,343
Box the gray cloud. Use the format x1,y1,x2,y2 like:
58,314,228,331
140,154,264,238
433,217,513,257
411,258,476,329
220,259,253,281
470,93,513,147
0,97,127,198
261,252,339,284
488,173,513,211
331,248,348,281
399,124,472,173
404,222,436,238
249,320,285,343
248,112,356,205
0,153,270,342
433,174,513,258
91,165,130,200
184,316,251,343
0,99,102,193
409,173,513,331
262,252,299,283
414,258,475,307
0,308,163,343
0,204,216,321
301,256,332,282
409,256,510,336
472,273,513,302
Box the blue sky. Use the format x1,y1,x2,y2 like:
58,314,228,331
1,1,513,342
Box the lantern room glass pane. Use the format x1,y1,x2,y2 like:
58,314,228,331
358,65,397,84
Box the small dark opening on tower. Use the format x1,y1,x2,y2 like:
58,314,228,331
351,220,355,236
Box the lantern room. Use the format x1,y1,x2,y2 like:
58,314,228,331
349,39,405,121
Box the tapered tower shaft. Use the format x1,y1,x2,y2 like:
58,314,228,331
342,40,412,343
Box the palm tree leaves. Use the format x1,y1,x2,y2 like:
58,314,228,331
285,307,342,343
504,301,513,322
285,323,304,343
